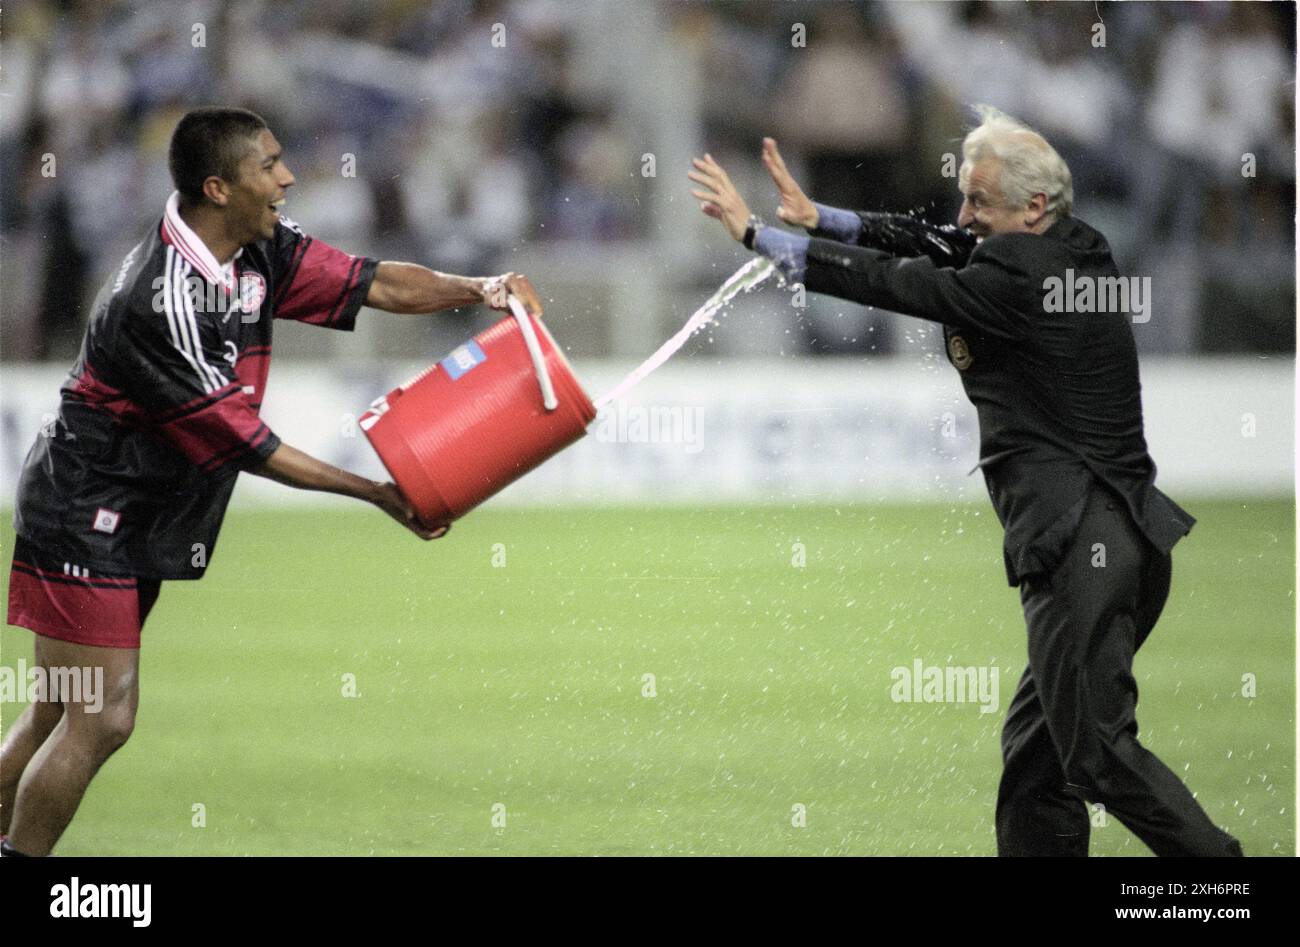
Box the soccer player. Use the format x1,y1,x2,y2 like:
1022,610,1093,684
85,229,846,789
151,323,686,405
688,106,1244,857
0,107,544,857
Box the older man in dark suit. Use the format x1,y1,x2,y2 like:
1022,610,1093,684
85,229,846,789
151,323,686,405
688,105,1242,857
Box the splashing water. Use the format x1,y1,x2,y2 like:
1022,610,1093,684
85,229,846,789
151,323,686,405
595,258,775,409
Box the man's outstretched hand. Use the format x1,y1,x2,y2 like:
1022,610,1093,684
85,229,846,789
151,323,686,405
372,481,450,540
761,138,818,230
482,272,544,318
688,153,752,243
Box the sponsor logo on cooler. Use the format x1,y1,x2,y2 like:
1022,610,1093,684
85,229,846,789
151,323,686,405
441,340,487,380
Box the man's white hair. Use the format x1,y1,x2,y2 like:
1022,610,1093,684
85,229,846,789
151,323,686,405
960,104,1073,220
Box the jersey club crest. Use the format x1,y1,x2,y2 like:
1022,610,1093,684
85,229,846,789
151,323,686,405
239,272,267,315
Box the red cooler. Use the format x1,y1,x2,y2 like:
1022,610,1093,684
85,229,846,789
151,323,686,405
360,297,596,527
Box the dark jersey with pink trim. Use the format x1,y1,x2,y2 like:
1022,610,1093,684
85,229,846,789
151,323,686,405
13,214,377,579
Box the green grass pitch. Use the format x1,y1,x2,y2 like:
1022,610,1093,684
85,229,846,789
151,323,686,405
2,499,1293,855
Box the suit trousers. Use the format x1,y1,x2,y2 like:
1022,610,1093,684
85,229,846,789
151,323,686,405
995,483,1243,856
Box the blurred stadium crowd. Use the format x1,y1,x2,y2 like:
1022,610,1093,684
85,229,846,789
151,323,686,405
1,0,1293,362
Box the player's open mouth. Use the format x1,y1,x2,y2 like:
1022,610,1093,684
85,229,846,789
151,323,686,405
269,198,286,214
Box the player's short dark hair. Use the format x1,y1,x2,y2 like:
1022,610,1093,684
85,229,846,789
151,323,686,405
169,107,268,206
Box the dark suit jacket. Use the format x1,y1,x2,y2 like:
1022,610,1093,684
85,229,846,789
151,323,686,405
803,212,1194,586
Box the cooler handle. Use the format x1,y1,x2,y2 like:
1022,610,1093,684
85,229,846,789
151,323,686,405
508,295,558,412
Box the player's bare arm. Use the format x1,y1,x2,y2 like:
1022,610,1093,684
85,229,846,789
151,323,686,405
365,264,542,317
249,443,447,540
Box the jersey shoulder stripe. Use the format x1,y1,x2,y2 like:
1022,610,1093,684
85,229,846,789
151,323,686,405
161,246,227,394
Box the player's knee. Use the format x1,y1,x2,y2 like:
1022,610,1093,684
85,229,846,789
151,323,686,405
101,702,135,754
98,710,135,755
83,701,136,756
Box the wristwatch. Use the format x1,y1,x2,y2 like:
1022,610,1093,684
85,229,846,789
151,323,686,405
742,214,766,251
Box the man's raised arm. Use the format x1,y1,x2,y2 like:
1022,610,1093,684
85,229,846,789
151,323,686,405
762,138,975,268
688,147,1032,340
